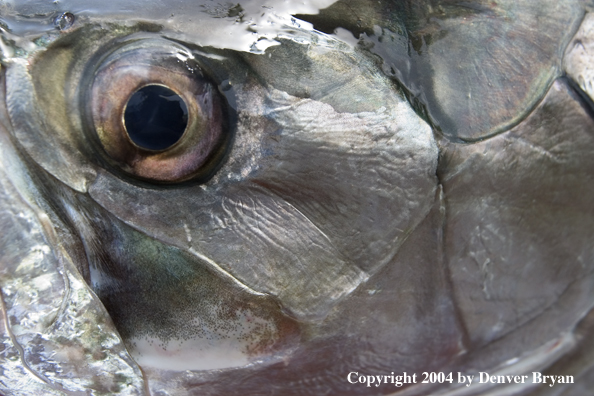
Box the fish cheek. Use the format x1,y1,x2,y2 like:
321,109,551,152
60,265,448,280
68,201,301,371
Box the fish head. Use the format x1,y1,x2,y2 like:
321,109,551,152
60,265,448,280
0,0,593,395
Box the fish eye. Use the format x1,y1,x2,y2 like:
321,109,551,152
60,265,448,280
84,37,229,183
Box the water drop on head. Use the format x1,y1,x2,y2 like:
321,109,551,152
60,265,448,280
54,12,75,31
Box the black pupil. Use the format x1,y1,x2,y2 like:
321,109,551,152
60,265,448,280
124,85,188,150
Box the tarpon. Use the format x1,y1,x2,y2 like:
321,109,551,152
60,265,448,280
0,0,593,394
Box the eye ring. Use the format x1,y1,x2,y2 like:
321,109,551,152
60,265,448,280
84,37,229,184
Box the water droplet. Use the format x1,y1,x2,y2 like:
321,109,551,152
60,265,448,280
54,12,75,31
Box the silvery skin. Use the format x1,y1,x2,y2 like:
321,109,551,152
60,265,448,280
0,1,593,395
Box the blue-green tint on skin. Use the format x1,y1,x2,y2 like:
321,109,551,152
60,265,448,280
123,85,188,151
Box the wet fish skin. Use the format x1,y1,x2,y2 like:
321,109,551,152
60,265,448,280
0,0,593,395
0,74,146,394
298,0,585,141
